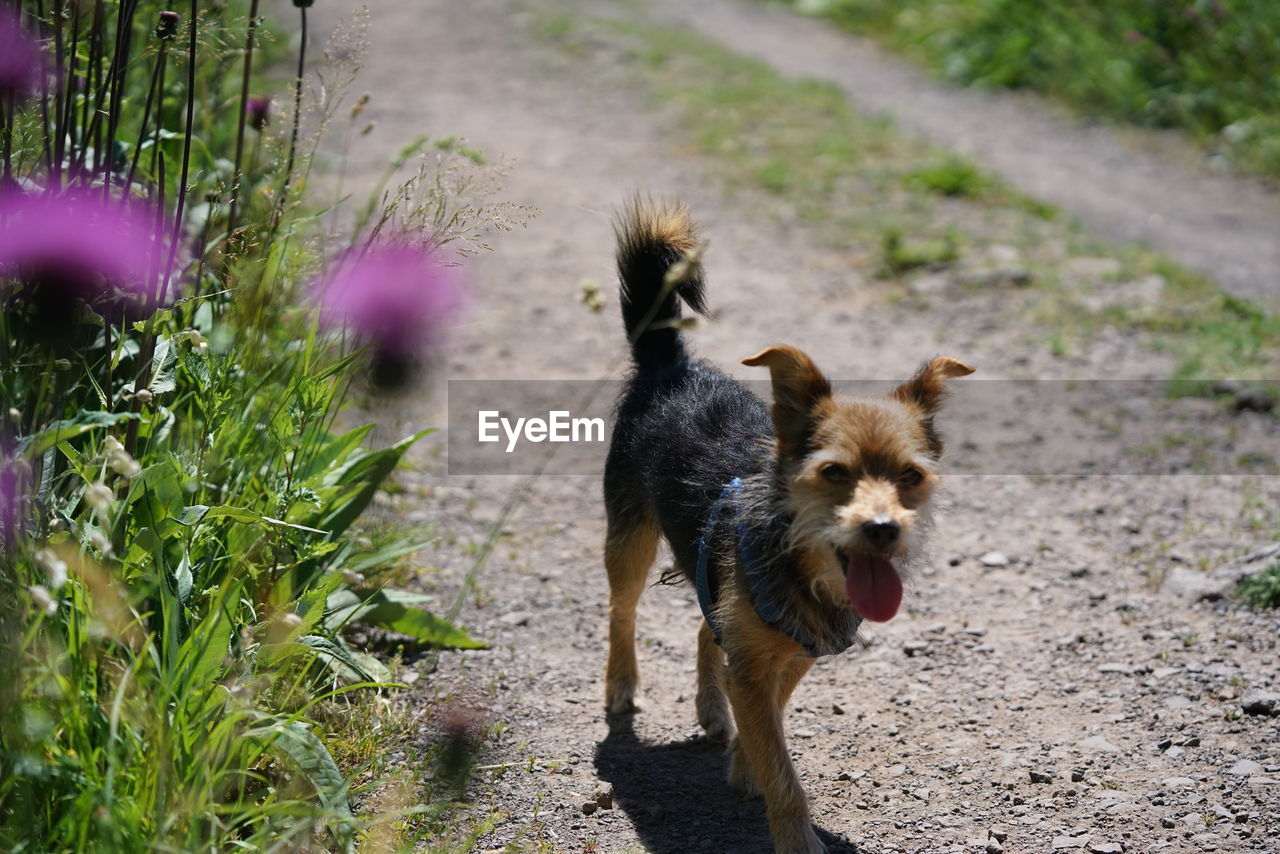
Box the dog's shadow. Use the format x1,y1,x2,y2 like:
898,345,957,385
595,713,859,854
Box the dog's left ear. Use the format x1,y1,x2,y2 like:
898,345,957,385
892,357,974,414
742,345,833,454
892,357,974,457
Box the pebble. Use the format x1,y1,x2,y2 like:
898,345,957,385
979,551,1009,567
1030,770,1054,784
1233,388,1275,413
1226,759,1262,776
1079,735,1120,753
499,610,533,626
1089,844,1123,854
985,840,1004,854
1240,688,1280,717
1051,835,1088,849
581,802,597,816
594,786,614,810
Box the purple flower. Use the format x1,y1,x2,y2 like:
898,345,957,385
0,452,29,547
246,96,271,131
0,188,164,306
0,8,42,99
313,243,460,358
155,10,181,40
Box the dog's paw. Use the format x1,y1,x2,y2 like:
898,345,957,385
726,738,760,797
773,825,827,854
605,679,638,715
695,687,734,742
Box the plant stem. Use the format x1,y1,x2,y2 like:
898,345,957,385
271,4,307,235
225,0,261,245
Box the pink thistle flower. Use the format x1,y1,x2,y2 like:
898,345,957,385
0,449,30,547
0,7,42,99
246,96,271,131
313,243,461,360
0,188,165,306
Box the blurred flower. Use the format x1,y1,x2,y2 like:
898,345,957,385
0,9,41,100
34,548,68,589
1,453,29,546
246,96,271,131
89,530,112,556
155,10,180,40
0,189,164,309
29,584,56,615
84,483,114,512
313,243,460,361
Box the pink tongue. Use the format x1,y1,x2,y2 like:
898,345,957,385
844,554,903,622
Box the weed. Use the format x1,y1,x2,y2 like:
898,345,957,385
1236,562,1280,609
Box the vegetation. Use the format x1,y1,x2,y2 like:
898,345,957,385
772,0,1280,181
0,2,515,849
542,6,1280,386
1237,562,1280,609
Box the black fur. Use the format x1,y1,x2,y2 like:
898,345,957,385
606,205,774,589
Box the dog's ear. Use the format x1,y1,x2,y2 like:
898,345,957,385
892,357,974,415
742,346,833,454
892,357,974,457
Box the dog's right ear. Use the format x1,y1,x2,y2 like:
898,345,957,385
742,346,833,455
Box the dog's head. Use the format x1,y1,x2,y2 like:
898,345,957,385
742,346,973,623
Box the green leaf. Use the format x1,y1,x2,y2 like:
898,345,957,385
19,410,140,456
246,715,357,853
297,635,390,684
326,588,483,649
307,430,432,537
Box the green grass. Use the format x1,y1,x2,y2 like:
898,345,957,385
545,4,1280,385
1237,563,1280,609
772,0,1280,183
1,2,495,849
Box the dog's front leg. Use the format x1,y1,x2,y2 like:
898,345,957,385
725,651,825,854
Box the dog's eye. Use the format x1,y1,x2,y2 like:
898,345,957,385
899,467,924,487
818,462,850,483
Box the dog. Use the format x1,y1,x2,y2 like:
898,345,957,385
601,198,974,854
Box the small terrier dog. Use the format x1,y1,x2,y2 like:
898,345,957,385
602,198,973,854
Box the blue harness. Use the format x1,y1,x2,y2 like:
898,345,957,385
695,477,861,658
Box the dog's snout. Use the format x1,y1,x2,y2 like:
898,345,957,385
861,518,900,549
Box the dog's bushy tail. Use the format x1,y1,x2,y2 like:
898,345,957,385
615,196,707,371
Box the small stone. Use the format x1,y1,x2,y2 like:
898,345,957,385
499,610,533,626
1051,835,1088,849
903,640,931,657
1166,746,1185,759
1240,688,1280,717
837,771,852,782
1071,769,1086,783
986,840,1004,854
581,802,597,815
832,703,845,715
594,786,614,810
1160,817,1176,828
979,551,1009,567
1234,388,1275,413
1098,663,1131,675
1227,759,1262,776
1030,770,1053,784
989,827,1009,842
1089,844,1123,854
1080,735,1120,753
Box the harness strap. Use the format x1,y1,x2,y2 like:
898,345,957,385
695,477,861,658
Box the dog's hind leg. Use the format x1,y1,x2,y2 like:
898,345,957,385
696,619,734,741
604,508,659,714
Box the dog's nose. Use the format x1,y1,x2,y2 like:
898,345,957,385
861,518,900,549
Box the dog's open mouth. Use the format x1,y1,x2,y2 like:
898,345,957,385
836,548,903,623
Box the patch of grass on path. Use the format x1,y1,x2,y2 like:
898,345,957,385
536,3,1280,385
767,0,1280,184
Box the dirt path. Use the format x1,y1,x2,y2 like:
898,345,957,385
655,0,1280,311
311,2,1280,852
